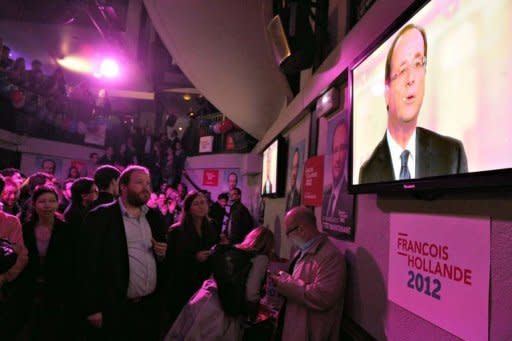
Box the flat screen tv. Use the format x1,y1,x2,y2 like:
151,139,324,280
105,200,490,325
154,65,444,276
349,0,512,194
261,136,287,197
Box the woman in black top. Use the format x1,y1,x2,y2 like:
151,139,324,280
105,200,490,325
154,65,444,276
165,191,219,324
21,186,74,340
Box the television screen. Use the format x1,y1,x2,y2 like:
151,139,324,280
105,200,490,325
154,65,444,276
350,0,512,193
262,139,279,196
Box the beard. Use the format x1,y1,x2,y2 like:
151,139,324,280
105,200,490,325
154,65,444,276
126,188,150,207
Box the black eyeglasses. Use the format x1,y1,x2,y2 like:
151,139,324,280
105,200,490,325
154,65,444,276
286,224,300,237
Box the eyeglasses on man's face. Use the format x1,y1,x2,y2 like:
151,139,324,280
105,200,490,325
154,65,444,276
286,224,300,237
390,56,427,82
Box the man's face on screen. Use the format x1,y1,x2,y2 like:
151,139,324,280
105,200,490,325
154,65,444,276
332,123,348,186
385,28,426,129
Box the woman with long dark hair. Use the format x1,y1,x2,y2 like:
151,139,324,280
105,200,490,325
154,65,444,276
165,191,219,324
21,186,74,339
165,226,274,340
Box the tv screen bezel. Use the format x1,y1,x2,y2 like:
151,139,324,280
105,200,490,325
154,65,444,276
261,135,288,198
347,0,512,194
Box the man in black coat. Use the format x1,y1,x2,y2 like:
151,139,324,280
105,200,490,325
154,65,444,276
209,192,228,237
78,165,167,341
90,165,120,209
226,187,254,244
359,24,467,184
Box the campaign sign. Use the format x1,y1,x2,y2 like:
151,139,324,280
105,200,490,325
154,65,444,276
388,213,490,341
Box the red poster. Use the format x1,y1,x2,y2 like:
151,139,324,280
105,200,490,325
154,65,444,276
203,169,219,186
301,156,324,206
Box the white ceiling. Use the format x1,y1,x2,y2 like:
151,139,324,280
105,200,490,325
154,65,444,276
143,0,292,139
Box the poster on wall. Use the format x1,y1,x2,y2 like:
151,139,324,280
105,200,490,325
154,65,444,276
34,155,63,179
202,169,219,186
302,155,324,207
388,213,490,341
222,169,241,192
319,110,355,241
285,139,306,212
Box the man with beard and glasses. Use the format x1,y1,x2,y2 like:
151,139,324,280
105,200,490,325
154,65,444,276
77,165,167,340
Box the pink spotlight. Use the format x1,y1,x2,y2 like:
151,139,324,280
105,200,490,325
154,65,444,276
100,59,119,78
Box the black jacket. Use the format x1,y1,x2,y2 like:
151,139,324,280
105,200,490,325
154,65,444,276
77,201,167,320
359,127,468,184
229,201,254,244
90,191,115,210
21,217,73,307
165,219,218,318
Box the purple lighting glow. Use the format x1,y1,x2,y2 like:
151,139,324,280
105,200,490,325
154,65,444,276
100,59,119,78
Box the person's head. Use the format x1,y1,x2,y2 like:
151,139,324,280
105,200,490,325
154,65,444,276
177,183,187,198
31,59,42,72
228,172,238,191
0,168,25,186
105,146,114,158
144,127,152,136
63,178,74,201
230,187,241,203
12,57,26,71
384,24,427,132
237,226,274,256
225,134,236,151
119,143,126,153
94,165,121,197
41,159,56,175
89,152,99,164
118,165,151,207
27,172,55,194
68,166,80,179
71,177,98,207
31,186,59,221
1,177,20,208
284,206,319,248
181,191,209,222
160,182,168,194
175,141,182,152
217,192,229,208
1,46,10,60
290,149,300,188
331,120,349,186
147,192,158,208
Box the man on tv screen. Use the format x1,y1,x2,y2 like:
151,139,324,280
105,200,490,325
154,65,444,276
263,150,273,194
359,24,468,184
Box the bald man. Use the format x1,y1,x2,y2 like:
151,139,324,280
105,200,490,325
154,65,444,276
271,206,346,341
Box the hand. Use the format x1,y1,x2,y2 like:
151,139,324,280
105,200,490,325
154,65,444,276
151,238,167,258
196,250,210,263
87,312,103,328
219,234,230,245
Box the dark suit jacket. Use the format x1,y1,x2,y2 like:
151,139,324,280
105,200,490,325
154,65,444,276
90,191,115,210
77,201,166,326
229,201,254,244
359,127,468,184
21,217,73,308
285,187,300,212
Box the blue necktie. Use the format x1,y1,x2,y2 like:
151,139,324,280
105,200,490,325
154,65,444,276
399,150,411,180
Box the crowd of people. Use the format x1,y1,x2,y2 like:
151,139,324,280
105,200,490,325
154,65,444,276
0,160,346,340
